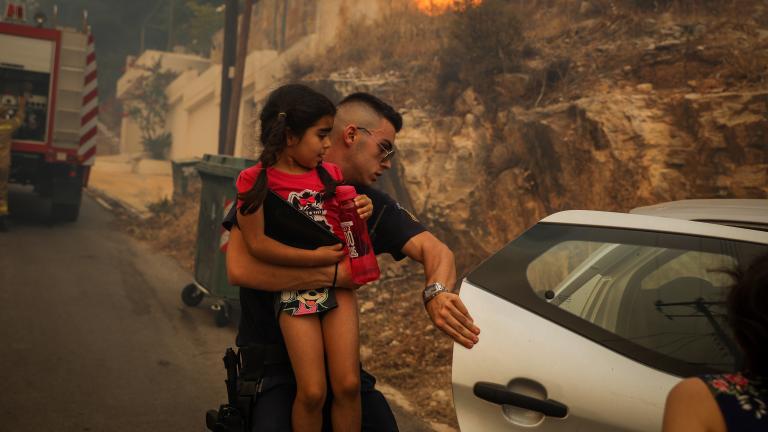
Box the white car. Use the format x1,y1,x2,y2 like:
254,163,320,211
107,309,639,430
630,199,768,232
452,200,768,431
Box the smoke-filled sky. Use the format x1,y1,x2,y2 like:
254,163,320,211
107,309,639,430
27,0,222,101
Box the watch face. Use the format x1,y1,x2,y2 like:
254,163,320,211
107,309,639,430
424,283,444,302
423,287,432,301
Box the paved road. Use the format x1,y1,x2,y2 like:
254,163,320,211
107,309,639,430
0,186,432,431
0,186,232,431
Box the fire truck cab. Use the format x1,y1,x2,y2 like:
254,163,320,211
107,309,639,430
0,4,97,222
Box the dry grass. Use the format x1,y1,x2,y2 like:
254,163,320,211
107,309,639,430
303,2,446,109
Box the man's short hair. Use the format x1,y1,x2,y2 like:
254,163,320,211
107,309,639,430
337,92,403,132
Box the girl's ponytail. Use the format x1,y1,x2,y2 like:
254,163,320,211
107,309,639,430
238,113,288,215
316,163,339,200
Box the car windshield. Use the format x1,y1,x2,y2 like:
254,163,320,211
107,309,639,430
468,222,767,374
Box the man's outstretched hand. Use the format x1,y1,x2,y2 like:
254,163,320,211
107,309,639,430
426,292,480,349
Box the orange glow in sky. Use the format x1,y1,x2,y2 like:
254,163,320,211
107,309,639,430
414,0,483,16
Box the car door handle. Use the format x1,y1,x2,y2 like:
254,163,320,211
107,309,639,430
473,382,568,418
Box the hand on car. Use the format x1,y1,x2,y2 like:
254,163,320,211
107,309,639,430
311,244,346,266
355,194,373,220
426,292,480,349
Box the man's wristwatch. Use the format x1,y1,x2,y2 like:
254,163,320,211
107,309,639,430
423,282,447,306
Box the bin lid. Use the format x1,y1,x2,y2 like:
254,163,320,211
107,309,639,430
196,154,258,178
171,157,202,165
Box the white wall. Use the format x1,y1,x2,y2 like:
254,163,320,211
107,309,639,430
119,117,143,154
165,66,221,159
163,49,282,159
184,94,220,159
117,50,211,155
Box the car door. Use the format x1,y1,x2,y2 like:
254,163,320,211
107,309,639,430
452,211,768,431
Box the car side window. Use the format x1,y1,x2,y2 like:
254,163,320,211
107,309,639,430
527,241,613,319
468,223,767,375
619,251,738,368
528,242,644,331
526,239,739,370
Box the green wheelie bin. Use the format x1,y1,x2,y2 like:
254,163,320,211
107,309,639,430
180,153,257,327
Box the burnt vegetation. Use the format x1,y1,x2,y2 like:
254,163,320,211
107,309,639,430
300,0,768,121
436,0,525,112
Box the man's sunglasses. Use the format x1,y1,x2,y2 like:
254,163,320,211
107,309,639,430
356,126,395,162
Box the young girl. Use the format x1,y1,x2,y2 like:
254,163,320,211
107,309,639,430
235,84,373,432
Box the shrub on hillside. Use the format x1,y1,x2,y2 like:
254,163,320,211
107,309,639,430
436,0,524,112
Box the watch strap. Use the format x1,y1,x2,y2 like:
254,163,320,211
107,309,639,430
423,282,447,305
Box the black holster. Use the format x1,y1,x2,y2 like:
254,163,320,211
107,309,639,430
206,344,291,432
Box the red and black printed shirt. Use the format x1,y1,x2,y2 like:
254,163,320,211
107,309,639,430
235,161,344,240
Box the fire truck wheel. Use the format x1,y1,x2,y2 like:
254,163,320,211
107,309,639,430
214,302,231,327
181,283,204,307
52,203,80,222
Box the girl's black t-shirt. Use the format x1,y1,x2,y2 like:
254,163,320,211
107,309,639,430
222,185,426,347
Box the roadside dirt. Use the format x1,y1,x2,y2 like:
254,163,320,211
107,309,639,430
116,190,200,274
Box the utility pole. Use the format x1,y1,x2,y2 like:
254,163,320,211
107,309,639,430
223,0,254,156
167,0,175,51
218,0,238,155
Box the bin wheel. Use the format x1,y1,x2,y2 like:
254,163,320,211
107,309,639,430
214,302,231,327
181,283,204,307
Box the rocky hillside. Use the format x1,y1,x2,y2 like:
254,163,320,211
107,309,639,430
398,87,767,269
302,0,768,272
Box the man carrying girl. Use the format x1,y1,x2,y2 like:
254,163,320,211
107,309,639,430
235,84,373,431
224,86,480,431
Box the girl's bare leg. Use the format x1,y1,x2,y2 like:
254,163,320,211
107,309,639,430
322,289,361,432
279,313,327,432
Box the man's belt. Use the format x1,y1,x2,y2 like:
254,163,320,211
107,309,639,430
238,344,291,379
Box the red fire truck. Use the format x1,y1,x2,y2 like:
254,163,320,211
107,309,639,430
0,4,98,221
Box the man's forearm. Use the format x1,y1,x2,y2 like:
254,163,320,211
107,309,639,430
227,227,335,291
403,232,457,289
403,231,479,348
423,240,456,289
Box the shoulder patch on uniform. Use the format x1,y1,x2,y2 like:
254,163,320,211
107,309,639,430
396,202,419,222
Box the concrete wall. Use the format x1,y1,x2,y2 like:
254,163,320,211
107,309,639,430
119,114,143,154
160,49,281,159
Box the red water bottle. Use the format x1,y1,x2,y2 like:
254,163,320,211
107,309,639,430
336,185,380,284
